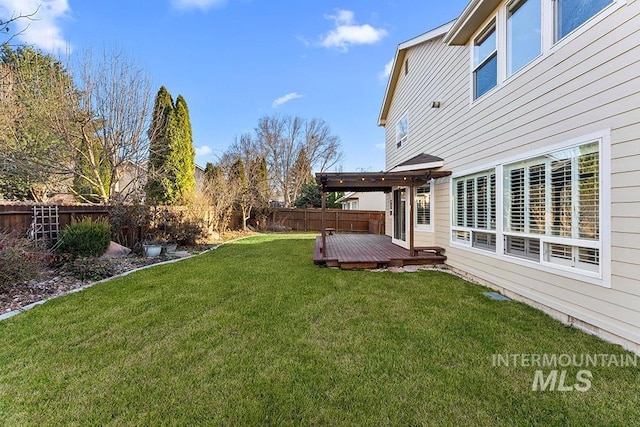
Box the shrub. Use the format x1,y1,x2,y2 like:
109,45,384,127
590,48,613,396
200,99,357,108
57,217,111,258
63,257,117,282
0,233,41,293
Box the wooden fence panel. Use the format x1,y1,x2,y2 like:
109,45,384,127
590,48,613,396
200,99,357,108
0,204,109,235
269,208,385,234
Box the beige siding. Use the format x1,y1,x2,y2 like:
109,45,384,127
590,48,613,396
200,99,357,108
383,0,640,350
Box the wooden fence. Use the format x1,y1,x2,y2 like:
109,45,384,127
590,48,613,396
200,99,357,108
0,204,109,236
269,208,385,234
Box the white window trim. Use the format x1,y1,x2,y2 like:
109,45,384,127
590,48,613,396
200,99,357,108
395,112,408,149
415,179,434,232
469,0,625,105
449,130,611,288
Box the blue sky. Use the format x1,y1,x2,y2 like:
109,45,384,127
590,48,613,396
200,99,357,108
0,0,469,172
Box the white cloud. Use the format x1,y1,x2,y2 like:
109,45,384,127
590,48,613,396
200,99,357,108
195,145,213,156
0,0,70,53
272,92,302,108
375,143,385,150
320,9,387,52
171,0,227,10
379,58,393,80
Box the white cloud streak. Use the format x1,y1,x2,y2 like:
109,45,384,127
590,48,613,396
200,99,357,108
171,0,227,10
379,58,393,80
272,92,302,108
195,145,213,156
0,0,70,53
320,9,387,52
375,143,385,150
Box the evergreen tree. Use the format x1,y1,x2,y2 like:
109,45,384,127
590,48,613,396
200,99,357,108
146,86,175,204
145,88,196,205
174,95,196,204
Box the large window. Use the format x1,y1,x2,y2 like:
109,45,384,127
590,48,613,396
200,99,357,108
415,182,432,229
504,142,600,272
507,0,541,77
473,22,497,99
452,170,497,251
555,0,613,41
471,0,616,99
396,114,408,148
451,138,604,280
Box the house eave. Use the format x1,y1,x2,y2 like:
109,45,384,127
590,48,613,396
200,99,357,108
443,0,501,45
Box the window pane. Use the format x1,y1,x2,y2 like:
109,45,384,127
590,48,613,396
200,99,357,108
579,151,599,239
509,168,525,232
465,179,475,227
490,173,496,229
474,26,496,67
505,236,540,260
456,180,465,227
477,176,488,229
556,0,613,40
474,53,497,99
396,115,408,148
507,0,541,76
551,159,572,237
416,185,431,226
529,163,546,234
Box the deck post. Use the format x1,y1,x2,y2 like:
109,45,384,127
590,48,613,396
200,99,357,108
321,187,327,256
409,185,415,256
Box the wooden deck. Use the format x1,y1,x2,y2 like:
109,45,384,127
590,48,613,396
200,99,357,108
313,234,446,269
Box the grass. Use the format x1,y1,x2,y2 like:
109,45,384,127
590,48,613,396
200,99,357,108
0,233,638,425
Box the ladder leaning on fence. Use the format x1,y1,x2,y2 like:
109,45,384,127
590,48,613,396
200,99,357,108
29,205,60,249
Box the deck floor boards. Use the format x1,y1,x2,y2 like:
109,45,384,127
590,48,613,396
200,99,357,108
313,234,446,269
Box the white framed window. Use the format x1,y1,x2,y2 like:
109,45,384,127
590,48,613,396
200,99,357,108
396,114,408,148
473,21,497,99
415,181,433,231
470,0,618,100
554,0,613,41
452,169,497,251
450,132,609,286
503,141,600,273
507,0,541,77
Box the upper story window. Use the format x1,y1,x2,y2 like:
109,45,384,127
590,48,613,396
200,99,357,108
507,0,541,77
473,22,497,99
471,0,616,100
396,114,408,148
555,0,613,41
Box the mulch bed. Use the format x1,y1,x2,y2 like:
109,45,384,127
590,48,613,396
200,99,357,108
0,255,178,314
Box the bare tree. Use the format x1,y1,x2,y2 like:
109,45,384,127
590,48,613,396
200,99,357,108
50,48,152,203
254,114,342,207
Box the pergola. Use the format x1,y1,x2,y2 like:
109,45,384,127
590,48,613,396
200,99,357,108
315,166,452,257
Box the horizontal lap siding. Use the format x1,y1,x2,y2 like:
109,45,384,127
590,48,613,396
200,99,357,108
385,1,640,347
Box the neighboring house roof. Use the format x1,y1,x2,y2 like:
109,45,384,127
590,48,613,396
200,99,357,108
444,0,501,45
390,153,444,173
378,20,455,126
335,192,356,204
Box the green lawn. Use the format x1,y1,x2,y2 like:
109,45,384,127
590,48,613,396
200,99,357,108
0,234,638,426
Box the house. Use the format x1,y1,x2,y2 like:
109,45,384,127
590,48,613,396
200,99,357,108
319,0,640,353
335,191,386,211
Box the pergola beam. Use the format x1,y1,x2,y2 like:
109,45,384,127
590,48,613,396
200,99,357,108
316,169,451,193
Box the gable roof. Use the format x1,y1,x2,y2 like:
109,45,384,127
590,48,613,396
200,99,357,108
443,0,501,45
378,20,455,126
389,153,444,172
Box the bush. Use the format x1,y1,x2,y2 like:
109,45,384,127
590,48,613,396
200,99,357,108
57,217,111,258
63,257,117,282
0,233,41,293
